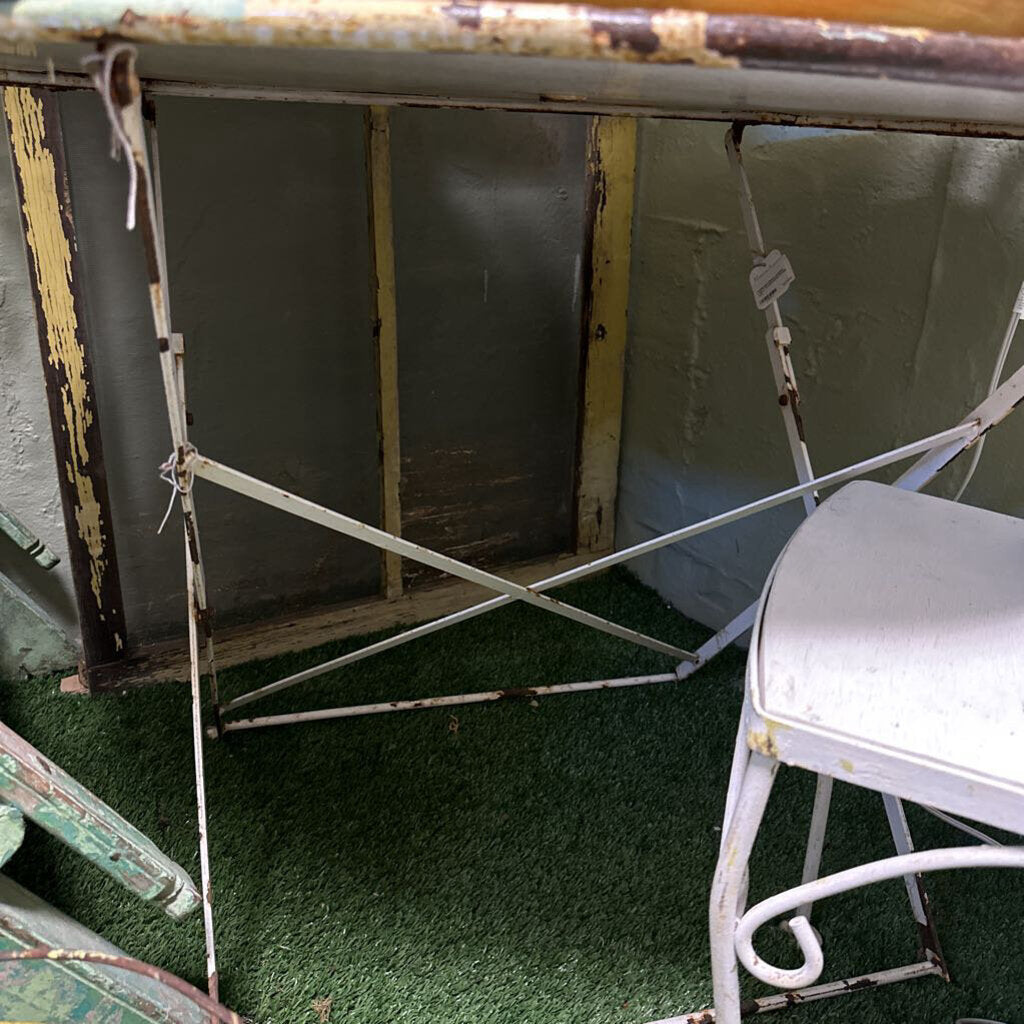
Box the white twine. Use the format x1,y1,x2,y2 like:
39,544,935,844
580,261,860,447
81,43,139,231
157,445,196,535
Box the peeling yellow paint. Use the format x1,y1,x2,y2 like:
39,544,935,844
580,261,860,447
366,105,403,600
4,87,108,609
576,115,636,554
747,719,786,758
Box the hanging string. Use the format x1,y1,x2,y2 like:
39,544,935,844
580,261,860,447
81,43,139,230
157,444,196,535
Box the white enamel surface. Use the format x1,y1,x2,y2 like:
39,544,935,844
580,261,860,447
754,481,1024,800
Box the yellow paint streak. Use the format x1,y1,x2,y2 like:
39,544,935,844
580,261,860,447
576,115,636,554
839,757,855,773
747,719,787,758
366,105,403,599
4,87,107,609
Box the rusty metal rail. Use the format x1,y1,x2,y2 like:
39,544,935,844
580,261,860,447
0,2,1022,93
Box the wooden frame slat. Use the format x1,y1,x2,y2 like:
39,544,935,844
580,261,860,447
574,115,637,554
88,551,595,690
365,104,404,599
3,85,127,683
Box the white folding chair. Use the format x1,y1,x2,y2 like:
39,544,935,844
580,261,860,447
704,480,1024,1023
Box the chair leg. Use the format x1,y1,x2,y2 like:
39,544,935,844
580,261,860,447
882,794,948,977
794,774,834,921
710,750,779,1024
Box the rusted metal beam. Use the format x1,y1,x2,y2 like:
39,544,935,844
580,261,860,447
0,718,200,918
364,104,403,600
2,85,127,685
0,4,1022,92
575,115,636,554
705,14,1024,90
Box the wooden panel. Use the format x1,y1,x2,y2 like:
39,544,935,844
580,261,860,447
365,105,403,600
575,115,636,554
391,107,585,584
2,86,126,679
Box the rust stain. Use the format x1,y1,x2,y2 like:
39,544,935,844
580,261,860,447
0,3,735,67
845,975,879,991
589,12,660,57
496,686,538,700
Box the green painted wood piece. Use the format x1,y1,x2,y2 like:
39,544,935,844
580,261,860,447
0,804,25,867
0,504,59,569
0,872,205,1023
0,720,200,919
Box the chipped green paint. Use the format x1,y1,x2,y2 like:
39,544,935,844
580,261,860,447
0,720,199,918
0,803,24,866
0,874,205,1023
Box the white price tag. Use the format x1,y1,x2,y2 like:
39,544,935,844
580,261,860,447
749,249,795,310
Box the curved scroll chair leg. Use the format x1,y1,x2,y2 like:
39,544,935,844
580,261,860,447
710,750,779,1024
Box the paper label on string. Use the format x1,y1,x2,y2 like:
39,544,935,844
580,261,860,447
749,250,795,310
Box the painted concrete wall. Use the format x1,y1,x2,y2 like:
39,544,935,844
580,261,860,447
618,120,1024,632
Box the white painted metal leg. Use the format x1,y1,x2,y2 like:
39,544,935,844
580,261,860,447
794,774,833,922
710,750,779,1024
185,536,219,1001
882,793,946,973
211,672,679,736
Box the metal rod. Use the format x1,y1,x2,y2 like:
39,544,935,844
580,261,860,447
735,845,1024,990
725,124,817,516
674,603,757,680
896,356,1024,491
795,774,833,921
95,48,222,996
5,70,1024,142
211,673,678,736
190,456,695,663
185,543,219,1001
215,420,975,715
649,960,943,1023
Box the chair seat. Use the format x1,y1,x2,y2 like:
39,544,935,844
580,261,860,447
750,480,1024,833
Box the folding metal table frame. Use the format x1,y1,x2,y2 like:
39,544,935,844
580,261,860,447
24,37,1024,1019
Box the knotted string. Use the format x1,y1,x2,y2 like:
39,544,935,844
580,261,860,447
157,444,197,535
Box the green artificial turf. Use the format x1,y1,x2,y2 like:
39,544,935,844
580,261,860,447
1,569,1021,1024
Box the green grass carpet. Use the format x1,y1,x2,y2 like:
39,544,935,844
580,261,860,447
2,569,1021,1023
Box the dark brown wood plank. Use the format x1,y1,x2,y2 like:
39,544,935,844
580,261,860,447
3,86,127,682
